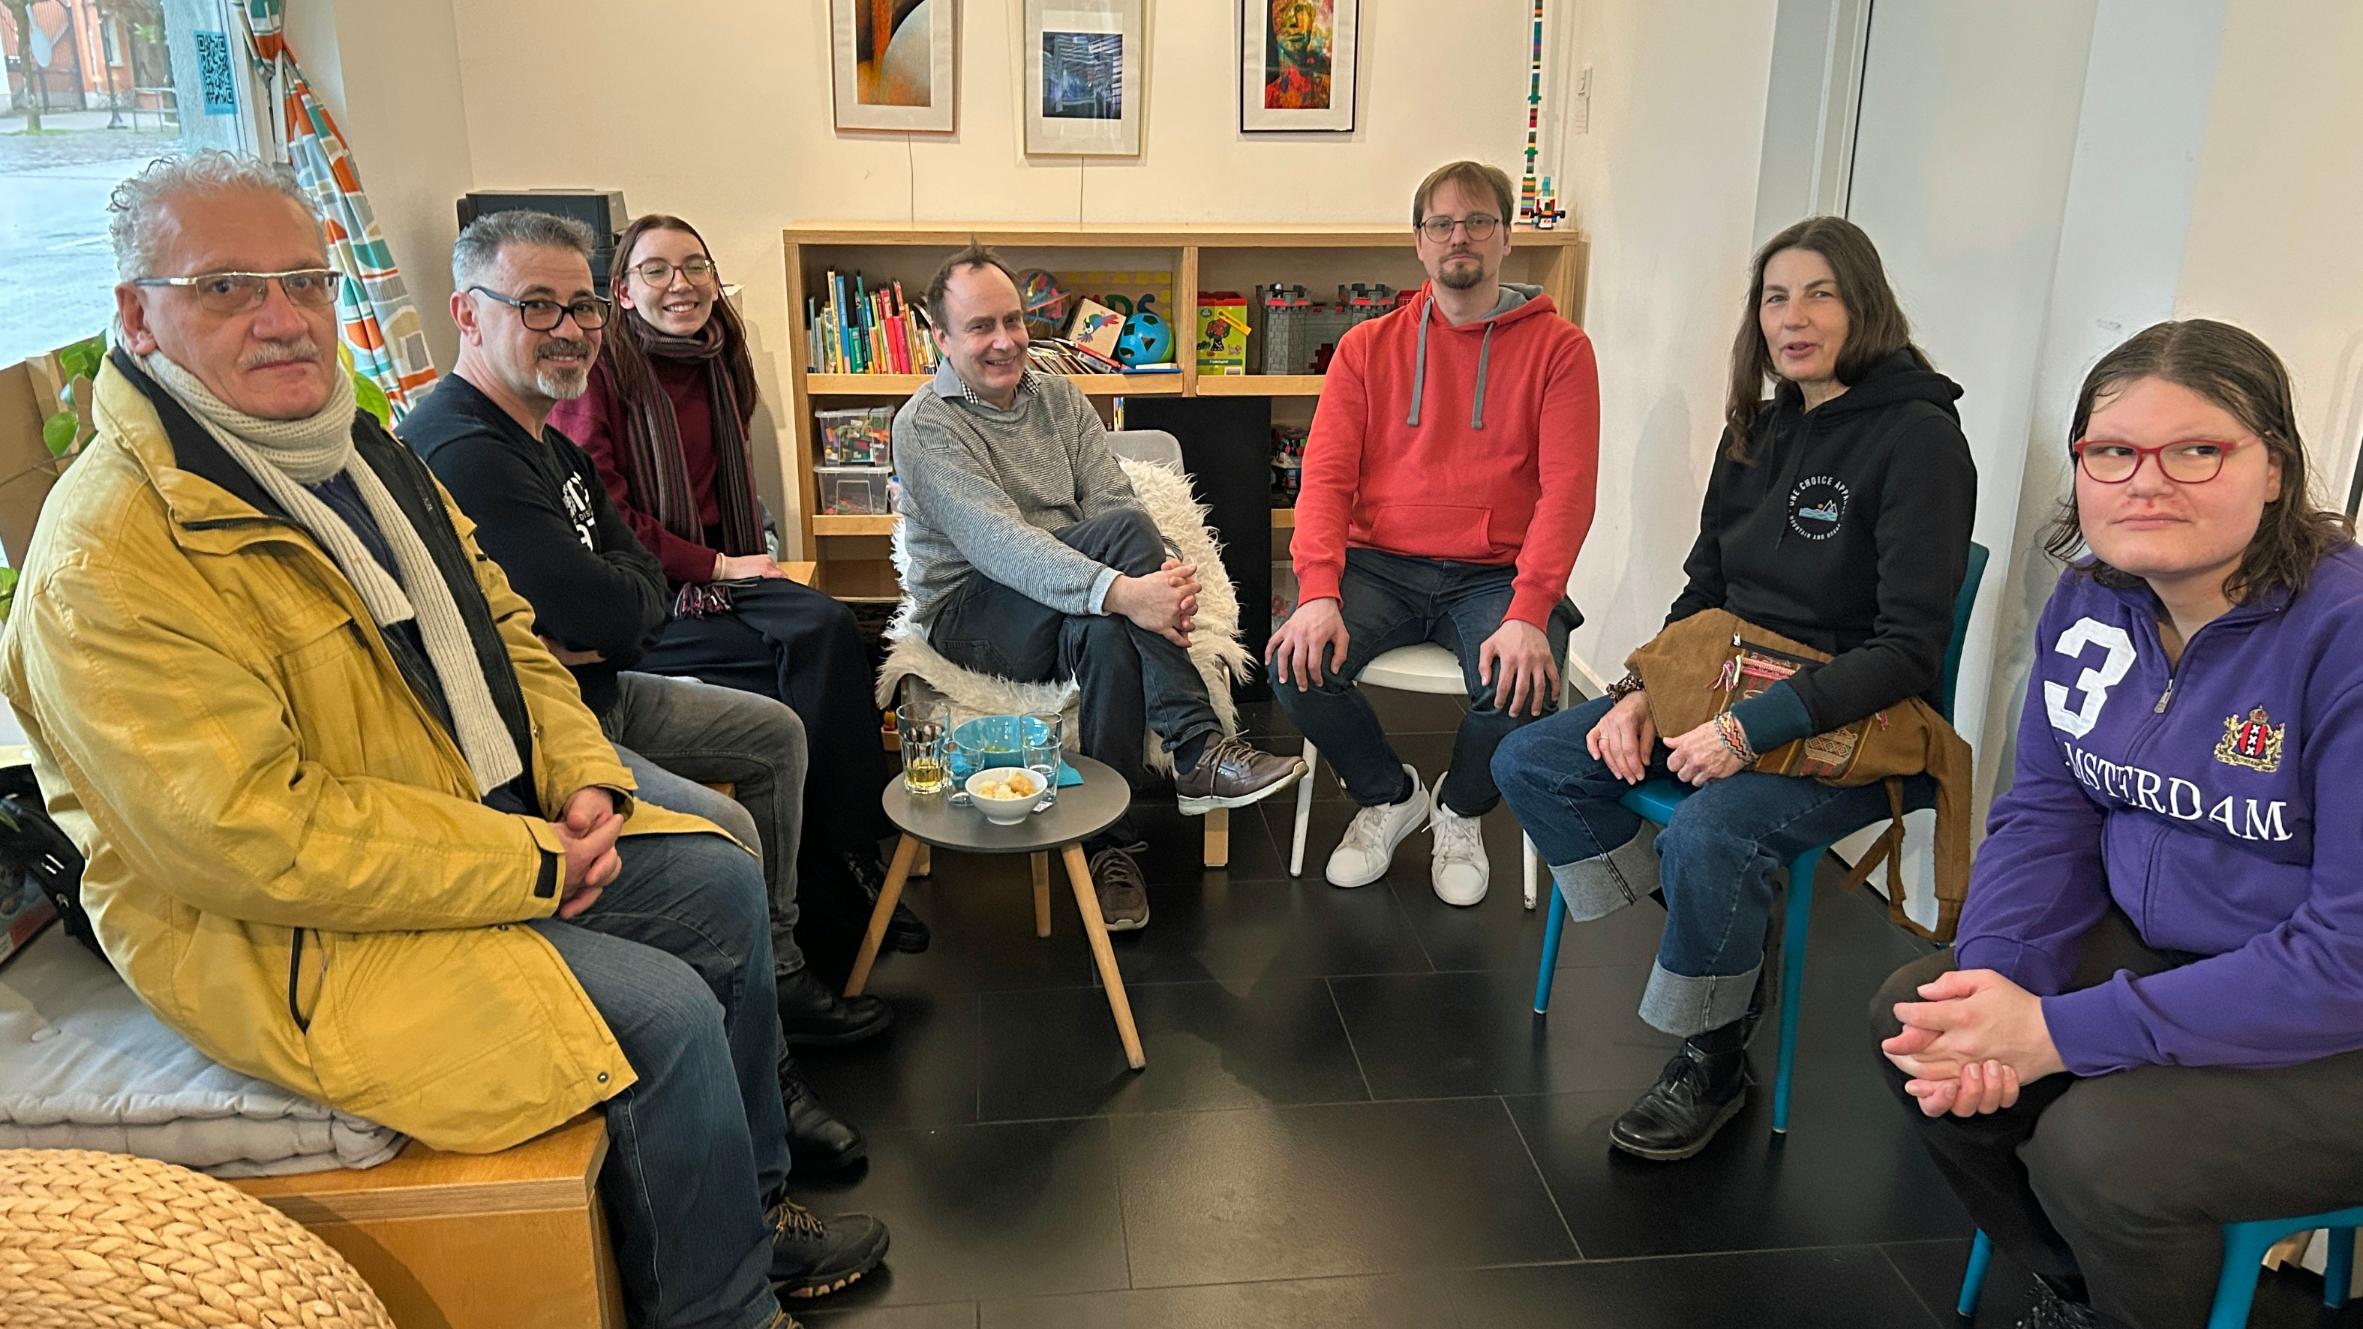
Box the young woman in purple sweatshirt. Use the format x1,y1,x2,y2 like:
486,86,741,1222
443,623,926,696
1876,319,2363,1329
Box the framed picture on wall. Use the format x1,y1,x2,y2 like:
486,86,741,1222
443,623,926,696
1023,0,1144,156
830,0,957,133
1239,0,1359,133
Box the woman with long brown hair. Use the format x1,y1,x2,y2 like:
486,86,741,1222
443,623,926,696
1875,320,2363,1329
1494,216,1976,1161
549,215,923,957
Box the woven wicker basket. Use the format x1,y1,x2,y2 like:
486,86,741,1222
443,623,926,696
0,1148,393,1328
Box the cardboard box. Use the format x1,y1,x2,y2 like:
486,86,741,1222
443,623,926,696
1197,294,1250,374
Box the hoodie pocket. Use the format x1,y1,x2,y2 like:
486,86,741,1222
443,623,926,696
1365,504,1495,562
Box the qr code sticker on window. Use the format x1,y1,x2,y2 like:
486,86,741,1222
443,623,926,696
195,30,237,116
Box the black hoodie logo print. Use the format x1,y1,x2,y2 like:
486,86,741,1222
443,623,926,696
1787,475,1851,541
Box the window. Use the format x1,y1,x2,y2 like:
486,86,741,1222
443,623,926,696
0,0,267,366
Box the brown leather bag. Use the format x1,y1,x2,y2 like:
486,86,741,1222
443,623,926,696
1625,608,1972,943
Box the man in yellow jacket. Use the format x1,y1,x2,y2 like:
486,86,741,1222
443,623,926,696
0,153,884,1329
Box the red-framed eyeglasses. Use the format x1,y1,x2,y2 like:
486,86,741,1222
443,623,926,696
2070,435,2259,485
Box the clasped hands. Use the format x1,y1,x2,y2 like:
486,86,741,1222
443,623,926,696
552,787,626,919
1106,559,1200,647
1883,968,2067,1118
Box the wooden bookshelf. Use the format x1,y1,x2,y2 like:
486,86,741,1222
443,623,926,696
781,222,1588,590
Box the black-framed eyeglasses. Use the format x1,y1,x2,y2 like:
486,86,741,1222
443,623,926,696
631,257,718,286
131,268,344,314
1417,214,1502,242
2071,435,2259,485
468,285,609,332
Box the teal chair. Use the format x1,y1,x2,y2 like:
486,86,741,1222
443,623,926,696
1530,542,1989,1136
1955,1208,2359,1326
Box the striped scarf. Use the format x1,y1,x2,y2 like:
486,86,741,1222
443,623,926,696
141,350,524,797
623,318,764,567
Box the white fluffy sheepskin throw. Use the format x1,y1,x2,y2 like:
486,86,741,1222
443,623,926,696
874,457,1252,774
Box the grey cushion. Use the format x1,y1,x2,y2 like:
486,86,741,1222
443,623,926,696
0,927,405,1177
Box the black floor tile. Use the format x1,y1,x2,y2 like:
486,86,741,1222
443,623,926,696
858,856,1104,993
1112,1097,1574,1287
801,1304,979,1329
791,1119,1128,1307
1504,1068,1972,1259
1330,967,1680,1098
1104,846,1435,985
792,982,980,1132
1125,800,1295,887
977,1273,1457,1328
977,978,1369,1119
1448,1248,1943,1328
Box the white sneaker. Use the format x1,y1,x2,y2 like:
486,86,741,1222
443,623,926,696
1324,762,1430,889
1428,772,1490,907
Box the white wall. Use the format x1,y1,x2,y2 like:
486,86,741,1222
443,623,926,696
2176,0,2363,498
1555,0,1781,686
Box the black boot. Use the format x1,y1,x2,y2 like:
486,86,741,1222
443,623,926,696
766,1195,890,1301
776,967,895,1047
1609,1020,1752,1161
845,848,930,953
779,1048,866,1178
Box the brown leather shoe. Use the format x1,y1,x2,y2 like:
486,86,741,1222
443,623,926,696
1174,735,1307,814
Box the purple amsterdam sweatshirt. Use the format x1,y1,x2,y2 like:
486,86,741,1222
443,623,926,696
1954,545,2363,1074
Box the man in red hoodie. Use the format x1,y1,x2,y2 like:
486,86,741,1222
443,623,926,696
1268,160,1599,906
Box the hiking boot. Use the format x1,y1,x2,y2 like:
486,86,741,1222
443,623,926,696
1608,1022,1751,1161
776,967,895,1048
1325,763,1429,889
768,1197,889,1300
779,1048,866,1178
2015,1277,2102,1328
1428,773,1489,907
1174,735,1306,814
1089,841,1151,931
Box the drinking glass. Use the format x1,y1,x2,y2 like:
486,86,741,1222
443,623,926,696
896,702,949,794
1021,711,1064,805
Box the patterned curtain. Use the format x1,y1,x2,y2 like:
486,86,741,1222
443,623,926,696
236,0,438,422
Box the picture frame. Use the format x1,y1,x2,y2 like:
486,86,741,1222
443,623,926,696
1239,0,1359,133
830,0,957,134
1023,0,1145,156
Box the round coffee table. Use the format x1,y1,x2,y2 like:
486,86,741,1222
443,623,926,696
844,754,1144,1069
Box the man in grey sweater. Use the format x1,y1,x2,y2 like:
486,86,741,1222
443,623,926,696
893,246,1305,929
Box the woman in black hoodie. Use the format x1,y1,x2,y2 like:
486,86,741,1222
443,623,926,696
1494,216,1976,1161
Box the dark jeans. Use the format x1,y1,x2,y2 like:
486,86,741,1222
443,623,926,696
1872,911,2363,1329
1272,546,1578,816
1495,693,1931,1036
604,670,809,978
636,577,895,862
529,831,790,1329
927,507,1225,843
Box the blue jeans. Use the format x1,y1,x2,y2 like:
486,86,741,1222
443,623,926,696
604,670,810,978
1494,694,1928,1037
1273,547,1578,815
530,831,790,1329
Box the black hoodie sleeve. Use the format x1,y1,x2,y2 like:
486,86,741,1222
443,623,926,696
1781,408,1976,732
427,437,670,664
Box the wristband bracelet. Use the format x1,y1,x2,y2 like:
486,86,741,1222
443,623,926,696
1606,670,1646,703
1712,710,1758,765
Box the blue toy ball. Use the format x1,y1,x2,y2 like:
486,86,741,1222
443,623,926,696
1115,307,1175,367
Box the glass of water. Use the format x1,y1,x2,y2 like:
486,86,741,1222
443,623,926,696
1021,711,1063,805
896,701,949,794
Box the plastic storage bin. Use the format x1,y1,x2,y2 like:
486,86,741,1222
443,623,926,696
816,465,895,516
817,406,895,467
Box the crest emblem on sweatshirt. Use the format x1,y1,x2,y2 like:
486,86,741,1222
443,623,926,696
2214,706,2285,773
1786,475,1851,540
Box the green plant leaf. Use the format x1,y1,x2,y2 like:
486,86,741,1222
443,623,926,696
57,334,104,382
353,373,393,428
42,411,79,458
0,566,17,626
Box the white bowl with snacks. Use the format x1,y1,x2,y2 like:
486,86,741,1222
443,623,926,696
964,767,1046,824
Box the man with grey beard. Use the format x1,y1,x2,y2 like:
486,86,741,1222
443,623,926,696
403,212,894,1177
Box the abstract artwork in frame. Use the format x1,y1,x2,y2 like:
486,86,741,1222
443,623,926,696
831,0,957,133
1024,0,1144,156
1240,0,1359,133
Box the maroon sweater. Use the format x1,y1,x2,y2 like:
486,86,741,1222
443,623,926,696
547,357,732,586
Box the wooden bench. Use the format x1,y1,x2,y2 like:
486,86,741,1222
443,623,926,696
232,1115,624,1329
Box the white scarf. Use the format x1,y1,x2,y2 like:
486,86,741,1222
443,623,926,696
142,351,524,797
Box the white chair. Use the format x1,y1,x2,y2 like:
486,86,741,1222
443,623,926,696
1286,643,1571,908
